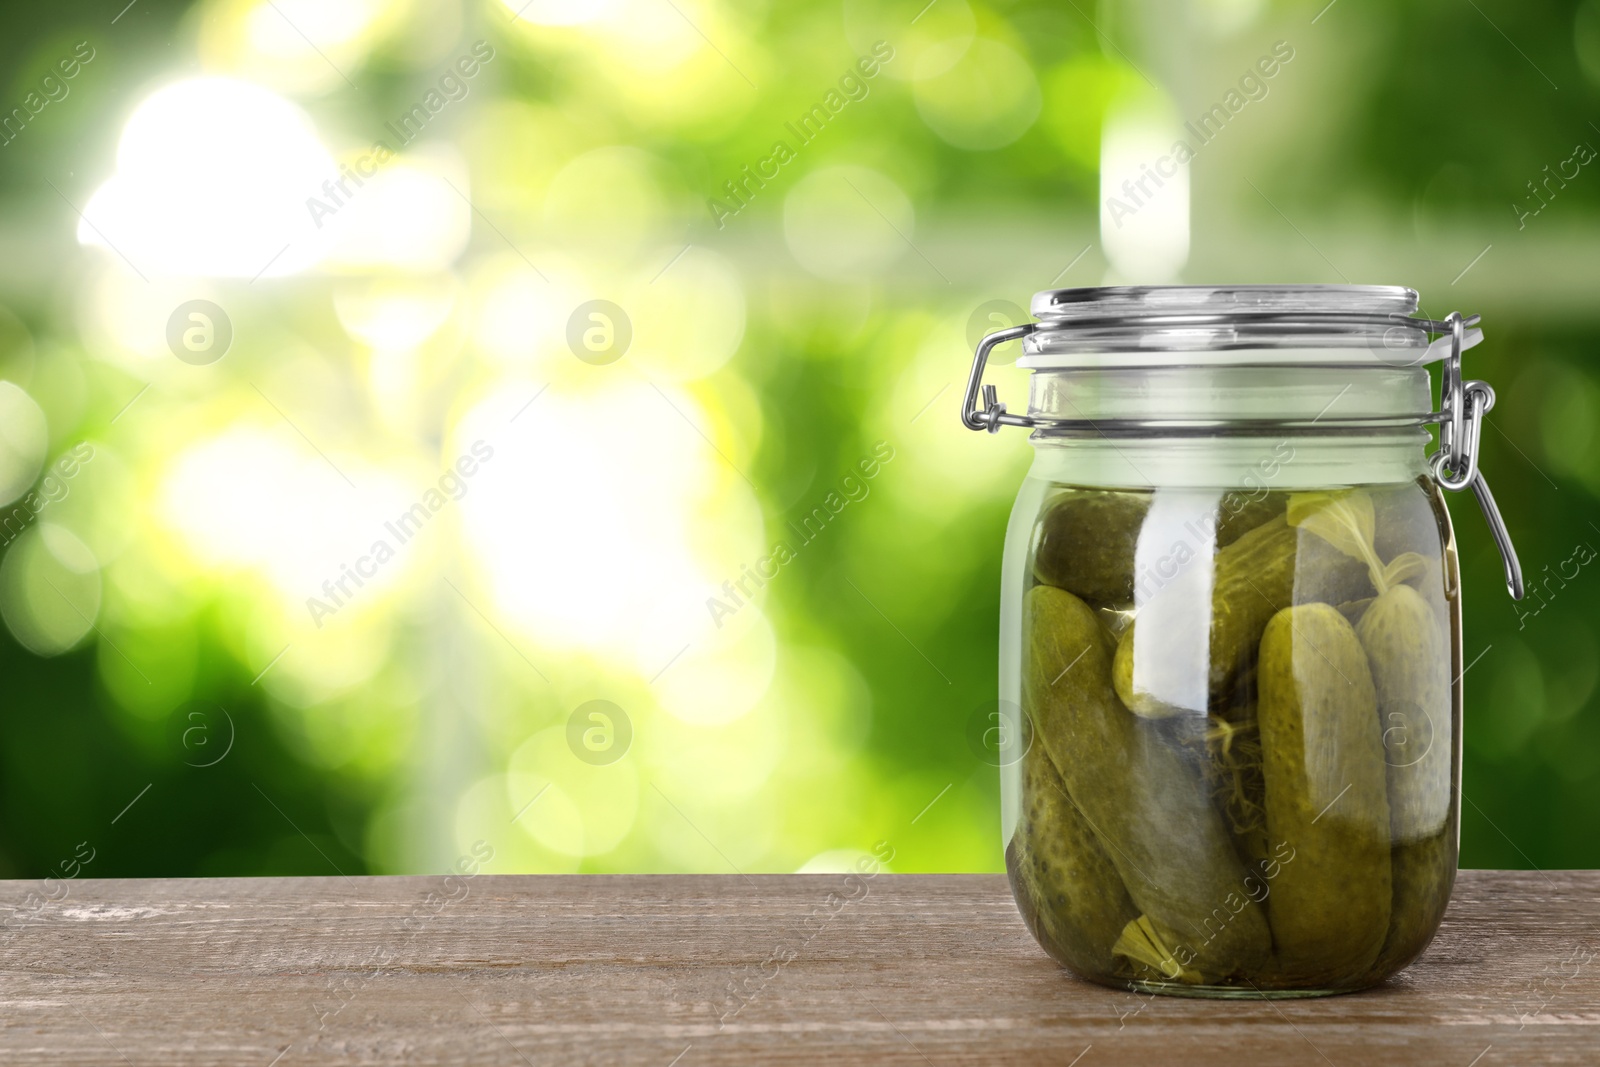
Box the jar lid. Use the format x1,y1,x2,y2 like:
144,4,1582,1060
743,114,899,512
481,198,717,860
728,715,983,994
1020,284,1480,364
1029,283,1418,320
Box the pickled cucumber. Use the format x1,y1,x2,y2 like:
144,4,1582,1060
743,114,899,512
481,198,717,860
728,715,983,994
1357,584,1452,842
1258,603,1391,982
1113,516,1298,718
1008,742,1139,975
1356,582,1457,978
1371,830,1456,977
1216,493,1283,547
1025,585,1271,981
1032,490,1150,603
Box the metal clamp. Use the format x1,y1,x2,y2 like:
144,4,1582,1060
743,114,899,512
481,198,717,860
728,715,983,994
961,324,1036,433
1427,312,1524,600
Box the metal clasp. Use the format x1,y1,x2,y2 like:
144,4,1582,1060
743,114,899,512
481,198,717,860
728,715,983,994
961,324,1037,433
1427,311,1525,600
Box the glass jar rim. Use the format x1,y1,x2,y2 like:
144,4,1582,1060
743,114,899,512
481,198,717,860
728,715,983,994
1029,283,1418,321
1019,284,1476,364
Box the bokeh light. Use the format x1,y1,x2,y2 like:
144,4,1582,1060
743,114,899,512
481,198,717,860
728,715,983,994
0,383,49,507
0,523,101,656
784,165,915,280
78,78,334,278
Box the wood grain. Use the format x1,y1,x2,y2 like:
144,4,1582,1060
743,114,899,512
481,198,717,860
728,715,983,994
0,870,1595,1065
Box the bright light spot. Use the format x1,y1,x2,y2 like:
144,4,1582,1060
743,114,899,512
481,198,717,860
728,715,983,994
1100,108,1190,282
498,0,618,26
797,848,888,874
507,726,640,856
320,148,473,272
203,0,389,96
582,0,759,127
646,682,786,801
913,38,1041,150
495,1,756,127
1194,0,1266,37
843,0,973,82
648,783,774,871
453,775,581,873
44,441,137,567
471,259,577,369
245,0,381,52
0,382,48,507
254,623,392,708
334,275,459,350
156,426,417,613
629,246,746,382
543,146,671,256
78,270,230,366
78,78,334,279
593,0,706,74
654,609,776,725
0,524,100,656
457,379,763,675
155,426,447,704
784,165,914,281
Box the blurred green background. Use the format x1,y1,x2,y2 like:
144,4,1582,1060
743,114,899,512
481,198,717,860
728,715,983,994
0,0,1594,880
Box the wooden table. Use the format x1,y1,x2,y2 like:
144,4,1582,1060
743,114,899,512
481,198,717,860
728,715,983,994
1,870,1594,1064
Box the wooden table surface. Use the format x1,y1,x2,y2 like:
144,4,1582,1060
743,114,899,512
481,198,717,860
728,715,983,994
1,870,1595,1065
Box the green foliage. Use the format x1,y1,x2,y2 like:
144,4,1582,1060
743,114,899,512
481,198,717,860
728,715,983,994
0,0,1594,879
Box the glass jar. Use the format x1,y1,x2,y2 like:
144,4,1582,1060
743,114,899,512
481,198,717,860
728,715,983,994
963,285,1523,998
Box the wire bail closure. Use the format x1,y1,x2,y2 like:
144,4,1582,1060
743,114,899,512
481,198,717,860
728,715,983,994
960,324,1036,433
960,307,1524,600
1426,312,1524,600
